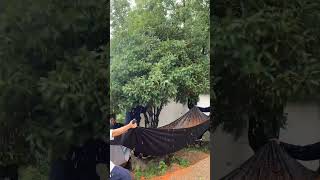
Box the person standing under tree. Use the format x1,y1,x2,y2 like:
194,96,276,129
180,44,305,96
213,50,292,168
110,120,137,180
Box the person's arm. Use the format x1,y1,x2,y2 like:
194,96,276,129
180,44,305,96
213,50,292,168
198,106,210,112
111,120,137,138
280,141,320,161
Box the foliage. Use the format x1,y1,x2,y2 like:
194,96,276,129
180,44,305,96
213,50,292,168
134,168,143,180
172,156,190,167
19,160,49,180
111,0,209,127
0,0,108,169
184,143,210,153
212,0,320,138
116,112,126,124
134,160,168,179
158,160,168,175
133,146,209,179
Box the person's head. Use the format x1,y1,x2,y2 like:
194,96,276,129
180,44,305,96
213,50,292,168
110,114,117,125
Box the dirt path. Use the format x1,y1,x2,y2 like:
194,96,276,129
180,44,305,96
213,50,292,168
148,156,210,180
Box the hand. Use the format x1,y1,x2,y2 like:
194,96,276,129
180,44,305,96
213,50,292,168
129,120,137,129
269,138,280,144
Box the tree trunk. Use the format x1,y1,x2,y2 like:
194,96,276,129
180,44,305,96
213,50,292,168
248,115,268,153
148,104,163,128
143,111,149,128
248,105,284,153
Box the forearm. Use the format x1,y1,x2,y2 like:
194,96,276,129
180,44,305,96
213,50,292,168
198,107,210,112
281,142,320,161
112,124,132,137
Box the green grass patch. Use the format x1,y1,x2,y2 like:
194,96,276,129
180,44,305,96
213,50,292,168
133,144,209,179
134,160,168,179
172,156,190,167
184,143,210,153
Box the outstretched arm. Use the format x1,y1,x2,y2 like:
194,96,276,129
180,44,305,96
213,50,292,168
280,141,320,161
111,120,137,138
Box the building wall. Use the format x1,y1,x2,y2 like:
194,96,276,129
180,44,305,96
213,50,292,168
139,94,210,127
212,102,320,179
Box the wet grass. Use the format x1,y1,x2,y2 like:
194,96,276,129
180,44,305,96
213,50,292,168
134,160,168,179
184,141,210,153
133,144,209,179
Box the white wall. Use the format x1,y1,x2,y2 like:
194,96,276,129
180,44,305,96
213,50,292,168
139,94,210,127
212,125,253,180
280,102,320,170
197,94,210,116
158,101,189,127
212,102,320,179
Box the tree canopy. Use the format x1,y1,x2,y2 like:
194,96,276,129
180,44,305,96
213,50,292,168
111,0,209,127
212,0,320,145
0,0,108,171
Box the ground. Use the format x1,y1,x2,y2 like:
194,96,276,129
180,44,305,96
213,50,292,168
136,146,210,180
147,156,210,180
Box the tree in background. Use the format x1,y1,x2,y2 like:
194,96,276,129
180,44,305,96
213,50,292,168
0,0,108,179
111,0,209,128
212,0,320,152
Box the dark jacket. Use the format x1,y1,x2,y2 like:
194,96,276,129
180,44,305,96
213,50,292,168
125,105,146,125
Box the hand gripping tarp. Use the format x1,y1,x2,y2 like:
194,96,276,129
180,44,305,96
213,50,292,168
110,107,210,156
221,141,317,180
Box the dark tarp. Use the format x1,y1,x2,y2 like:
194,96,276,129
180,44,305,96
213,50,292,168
110,107,209,156
49,139,109,180
221,141,317,180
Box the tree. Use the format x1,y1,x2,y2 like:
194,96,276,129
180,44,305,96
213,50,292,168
0,0,108,178
212,0,320,152
111,0,209,128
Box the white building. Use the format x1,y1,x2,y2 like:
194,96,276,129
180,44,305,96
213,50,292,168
139,94,210,127
212,101,320,179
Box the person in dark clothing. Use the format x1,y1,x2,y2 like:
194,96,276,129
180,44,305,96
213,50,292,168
125,111,133,125
125,105,146,126
110,115,124,129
